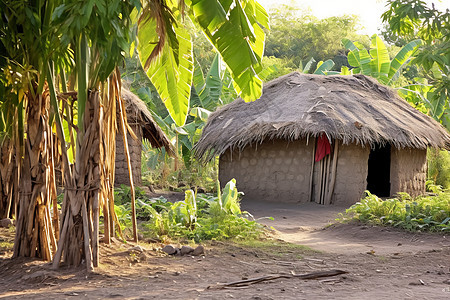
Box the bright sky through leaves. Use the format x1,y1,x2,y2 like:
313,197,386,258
258,0,449,35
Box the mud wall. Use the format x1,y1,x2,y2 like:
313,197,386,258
219,139,314,203
331,143,370,206
390,148,427,198
115,124,142,186
219,139,427,205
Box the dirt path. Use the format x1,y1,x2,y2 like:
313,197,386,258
242,201,450,255
1,200,449,299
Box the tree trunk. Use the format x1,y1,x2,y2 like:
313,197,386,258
0,138,17,219
13,91,57,260
53,73,119,270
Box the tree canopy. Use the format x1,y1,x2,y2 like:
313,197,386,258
264,4,369,69
382,0,449,129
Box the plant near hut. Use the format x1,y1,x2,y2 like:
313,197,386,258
141,179,263,242
427,149,450,189
341,34,422,85
339,190,450,232
341,32,450,128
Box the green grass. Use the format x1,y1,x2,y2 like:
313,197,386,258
233,239,318,259
0,241,14,250
339,190,450,232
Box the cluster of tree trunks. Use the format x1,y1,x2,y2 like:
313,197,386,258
0,75,130,272
53,82,120,269
12,90,58,260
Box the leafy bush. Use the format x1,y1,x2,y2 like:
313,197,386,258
114,184,172,224
340,190,450,232
427,149,450,189
141,146,218,193
142,179,263,242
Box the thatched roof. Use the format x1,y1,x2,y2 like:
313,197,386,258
195,72,450,161
121,89,174,156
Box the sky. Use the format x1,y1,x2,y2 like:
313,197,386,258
257,0,449,35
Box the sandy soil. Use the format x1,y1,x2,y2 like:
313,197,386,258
0,201,449,299
242,201,450,255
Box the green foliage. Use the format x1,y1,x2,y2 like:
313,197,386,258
427,149,450,189
382,0,450,129
138,8,194,126
137,0,269,126
314,59,336,75
114,184,171,220
342,34,422,85
340,190,450,232
265,4,368,69
141,142,218,192
142,179,263,242
261,57,296,81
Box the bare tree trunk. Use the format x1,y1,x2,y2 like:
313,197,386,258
53,71,120,270
0,139,16,219
13,91,57,260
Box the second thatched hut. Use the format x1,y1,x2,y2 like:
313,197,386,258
115,89,173,186
195,72,450,206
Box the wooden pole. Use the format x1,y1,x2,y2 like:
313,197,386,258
323,154,331,204
308,137,316,203
81,199,94,272
117,91,137,243
103,202,110,243
49,133,59,240
52,202,70,269
315,159,322,204
92,190,99,267
325,141,339,205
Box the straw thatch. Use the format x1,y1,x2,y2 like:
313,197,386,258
195,72,450,161
121,89,174,155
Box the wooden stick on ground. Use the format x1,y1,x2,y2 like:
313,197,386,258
208,269,348,289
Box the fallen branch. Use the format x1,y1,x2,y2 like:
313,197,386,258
208,269,347,289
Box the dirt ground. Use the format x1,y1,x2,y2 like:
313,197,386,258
1,200,449,299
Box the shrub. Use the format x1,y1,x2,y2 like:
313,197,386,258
142,179,263,242
427,149,450,189
340,190,450,232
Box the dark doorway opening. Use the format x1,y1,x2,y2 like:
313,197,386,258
367,143,391,197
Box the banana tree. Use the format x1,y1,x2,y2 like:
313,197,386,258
298,57,336,75
381,0,449,129
137,0,269,126
342,34,449,128
342,34,422,85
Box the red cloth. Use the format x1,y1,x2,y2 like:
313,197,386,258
315,134,331,162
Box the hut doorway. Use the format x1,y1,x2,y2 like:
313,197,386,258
366,143,391,197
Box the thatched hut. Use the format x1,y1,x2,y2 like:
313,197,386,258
195,72,450,205
115,89,173,186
